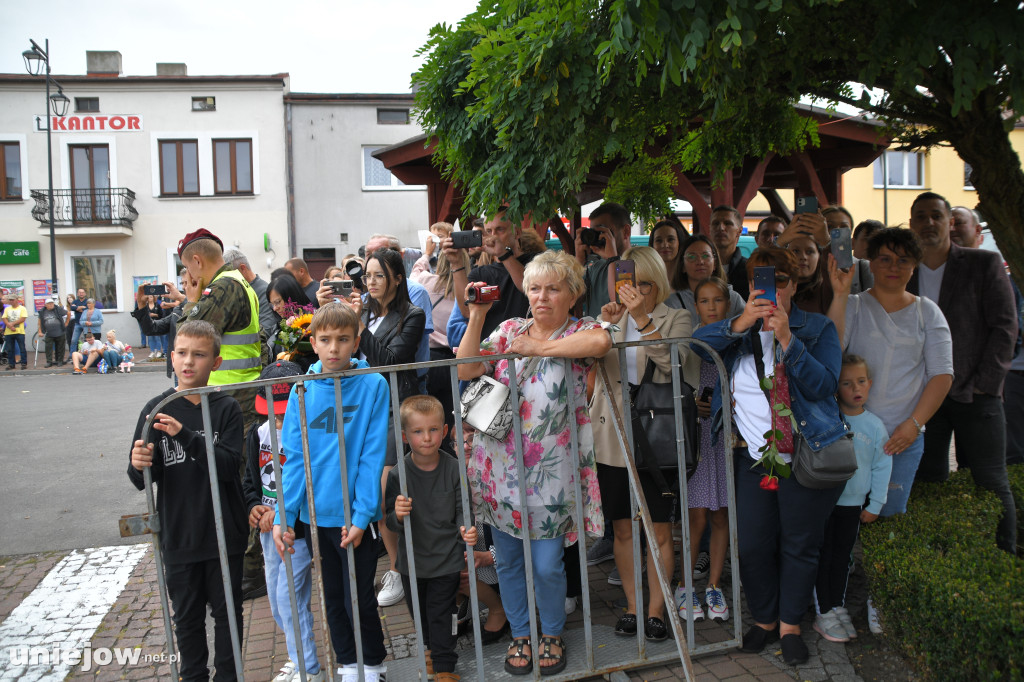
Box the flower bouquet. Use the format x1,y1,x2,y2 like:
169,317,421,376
276,301,316,363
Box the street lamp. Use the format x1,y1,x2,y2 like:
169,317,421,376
23,38,68,297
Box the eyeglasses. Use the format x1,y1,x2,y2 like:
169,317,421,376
684,252,714,262
874,255,915,270
366,272,389,282
775,274,792,285
636,281,654,294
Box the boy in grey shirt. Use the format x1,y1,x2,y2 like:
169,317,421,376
386,395,476,680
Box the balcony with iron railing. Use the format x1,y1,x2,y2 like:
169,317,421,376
30,187,138,236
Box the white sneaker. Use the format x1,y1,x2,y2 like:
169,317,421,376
674,585,704,622
867,597,882,634
292,670,325,681
705,585,729,621
814,610,850,642
377,569,404,607
564,596,577,615
273,660,295,681
833,605,856,639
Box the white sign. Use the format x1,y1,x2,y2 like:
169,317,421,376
33,115,143,132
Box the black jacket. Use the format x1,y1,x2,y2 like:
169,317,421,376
132,304,183,377
361,304,426,402
127,389,247,564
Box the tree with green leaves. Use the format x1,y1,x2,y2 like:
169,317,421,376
413,0,1024,280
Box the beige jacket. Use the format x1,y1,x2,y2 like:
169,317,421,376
590,302,694,467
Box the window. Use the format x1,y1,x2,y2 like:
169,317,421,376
362,146,405,189
964,162,975,190
213,139,253,194
71,254,118,310
192,96,216,112
377,108,410,125
75,97,100,113
873,151,924,188
158,140,200,196
0,143,21,200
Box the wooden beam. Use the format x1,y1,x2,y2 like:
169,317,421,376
435,181,458,225
735,153,775,217
672,167,710,235
762,188,793,222
710,169,735,209
786,153,829,206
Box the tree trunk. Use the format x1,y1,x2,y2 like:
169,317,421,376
947,106,1024,289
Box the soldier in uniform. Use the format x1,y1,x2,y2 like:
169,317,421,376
177,228,267,598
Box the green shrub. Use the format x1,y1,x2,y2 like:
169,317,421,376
1009,463,1024,557
861,470,1024,681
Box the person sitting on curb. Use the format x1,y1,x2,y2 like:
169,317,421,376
72,332,104,374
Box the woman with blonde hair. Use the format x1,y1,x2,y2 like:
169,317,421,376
590,246,692,641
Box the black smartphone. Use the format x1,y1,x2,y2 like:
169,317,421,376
830,227,854,270
143,284,168,296
612,259,635,304
327,280,354,298
752,266,776,304
701,386,714,402
795,196,819,214
452,230,483,249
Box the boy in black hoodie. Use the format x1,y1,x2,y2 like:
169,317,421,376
128,320,246,681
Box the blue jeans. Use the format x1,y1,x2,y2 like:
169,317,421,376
5,333,26,366
152,334,168,354
102,349,121,369
490,526,566,638
880,433,924,517
260,531,319,674
70,325,84,354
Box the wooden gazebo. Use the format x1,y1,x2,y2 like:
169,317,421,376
373,105,890,248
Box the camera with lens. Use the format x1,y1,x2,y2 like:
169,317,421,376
345,260,365,290
466,283,501,304
579,228,605,248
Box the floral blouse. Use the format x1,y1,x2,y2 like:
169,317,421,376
467,317,605,545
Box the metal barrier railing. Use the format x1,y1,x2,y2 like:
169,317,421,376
122,335,737,682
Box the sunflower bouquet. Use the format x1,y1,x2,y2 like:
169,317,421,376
276,301,316,361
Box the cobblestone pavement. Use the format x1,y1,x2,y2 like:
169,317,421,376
0,540,865,682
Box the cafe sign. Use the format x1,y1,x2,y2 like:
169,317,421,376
0,242,41,264
33,114,143,132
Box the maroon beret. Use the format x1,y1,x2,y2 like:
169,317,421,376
177,228,224,259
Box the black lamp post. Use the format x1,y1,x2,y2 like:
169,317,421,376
23,39,69,297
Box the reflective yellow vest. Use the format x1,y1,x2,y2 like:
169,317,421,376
209,269,261,386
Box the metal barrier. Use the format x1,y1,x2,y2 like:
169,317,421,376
122,334,738,681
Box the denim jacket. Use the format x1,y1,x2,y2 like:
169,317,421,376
693,304,847,451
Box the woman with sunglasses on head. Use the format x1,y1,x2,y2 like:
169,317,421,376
693,246,847,667
665,235,746,321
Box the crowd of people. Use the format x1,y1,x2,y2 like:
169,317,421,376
121,194,1020,680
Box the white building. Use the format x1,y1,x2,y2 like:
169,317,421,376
286,93,428,276
0,51,289,343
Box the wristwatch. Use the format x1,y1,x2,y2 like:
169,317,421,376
498,247,515,262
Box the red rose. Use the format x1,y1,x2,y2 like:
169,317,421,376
512,510,523,529
760,474,780,491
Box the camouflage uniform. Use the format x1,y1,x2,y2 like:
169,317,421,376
180,263,266,593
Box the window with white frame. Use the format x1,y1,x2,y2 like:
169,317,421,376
69,252,120,310
873,151,924,188
362,146,405,189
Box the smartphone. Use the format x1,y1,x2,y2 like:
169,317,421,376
752,266,776,304
142,284,168,296
612,259,636,304
795,196,819,214
830,227,854,270
327,280,354,298
452,230,483,249
701,386,714,402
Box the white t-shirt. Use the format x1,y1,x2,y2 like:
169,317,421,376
917,262,946,304
358,315,385,362
732,331,792,463
79,339,104,353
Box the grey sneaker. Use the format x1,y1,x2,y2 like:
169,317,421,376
607,566,622,586
833,606,857,639
814,610,850,642
586,537,614,565
867,597,882,634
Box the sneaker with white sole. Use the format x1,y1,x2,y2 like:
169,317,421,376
564,596,577,615
295,670,325,681
814,610,850,642
833,605,856,639
586,536,614,565
693,551,710,580
273,661,295,681
674,586,704,622
338,665,386,682
705,585,729,621
867,597,882,634
377,569,404,607
607,565,622,586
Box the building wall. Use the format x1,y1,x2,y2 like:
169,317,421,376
289,98,428,264
841,126,1024,226
0,75,288,345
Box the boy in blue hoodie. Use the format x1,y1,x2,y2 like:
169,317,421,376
273,303,390,681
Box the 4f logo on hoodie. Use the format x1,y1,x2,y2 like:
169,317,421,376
309,405,358,434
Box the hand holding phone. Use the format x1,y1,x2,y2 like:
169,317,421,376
328,280,354,298
143,284,169,296
752,266,776,305
612,260,636,304
829,227,854,270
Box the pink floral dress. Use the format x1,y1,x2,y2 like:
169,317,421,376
467,317,605,545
